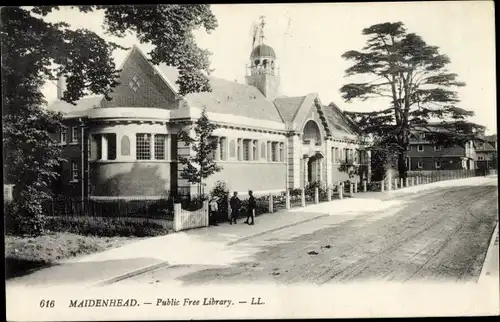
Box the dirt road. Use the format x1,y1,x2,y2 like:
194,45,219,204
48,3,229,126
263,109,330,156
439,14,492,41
125,182,498,285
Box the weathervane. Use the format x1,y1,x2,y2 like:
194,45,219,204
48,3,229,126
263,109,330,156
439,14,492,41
259,15,266,44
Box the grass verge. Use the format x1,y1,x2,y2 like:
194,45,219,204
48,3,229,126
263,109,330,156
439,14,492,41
5,232,141,279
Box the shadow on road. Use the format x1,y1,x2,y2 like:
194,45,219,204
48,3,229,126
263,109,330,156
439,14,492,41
5,257,54,279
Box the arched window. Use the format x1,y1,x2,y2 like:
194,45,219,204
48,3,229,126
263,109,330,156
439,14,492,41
121,135,130,156
303,120,322,145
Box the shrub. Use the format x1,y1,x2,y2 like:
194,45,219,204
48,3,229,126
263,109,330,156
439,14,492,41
45,216,167,237
288,188,302,198
5,187,48,236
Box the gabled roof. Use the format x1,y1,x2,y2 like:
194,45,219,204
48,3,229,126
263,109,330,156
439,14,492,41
155,64,284,122
323,102,359,138
273,96,306,123
477,142,496,152
46,96,102,118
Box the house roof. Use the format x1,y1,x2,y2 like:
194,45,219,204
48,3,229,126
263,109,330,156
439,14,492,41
323,102,359,139
273,96,306,123
477,141,496,152
46,96,102,118
155,64,284,123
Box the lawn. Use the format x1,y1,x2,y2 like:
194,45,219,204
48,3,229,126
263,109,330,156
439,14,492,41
5,232,141,279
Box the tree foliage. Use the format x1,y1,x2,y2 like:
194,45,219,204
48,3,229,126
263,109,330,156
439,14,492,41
177,107,222,195
340,22,484,178
2,5,217,235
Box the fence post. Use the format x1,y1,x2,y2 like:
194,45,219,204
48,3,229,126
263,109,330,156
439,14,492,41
338,183,344,199
349,182,354,197
286,190,291,210
301,188,306,207
269,194,274,213
394,178,398,189
227,200,231,221
411,177,415,186
173,203,181,232
405,177,409,187
363,180,367,192
354,182,358,194
400,178,404,188
327,186,332,201
314,187,319,204
381,180,385,192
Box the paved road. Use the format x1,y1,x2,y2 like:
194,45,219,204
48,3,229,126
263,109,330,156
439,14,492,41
124,182,498,285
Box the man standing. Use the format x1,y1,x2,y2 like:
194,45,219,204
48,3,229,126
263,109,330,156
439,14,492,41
245,190,256,225
229,191,241,225
209,197,219,226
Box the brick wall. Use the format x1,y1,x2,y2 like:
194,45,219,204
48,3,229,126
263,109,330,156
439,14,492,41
100,48,178,109
90,161,171,196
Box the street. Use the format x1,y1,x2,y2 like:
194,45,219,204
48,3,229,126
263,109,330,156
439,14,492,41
123,180,498,285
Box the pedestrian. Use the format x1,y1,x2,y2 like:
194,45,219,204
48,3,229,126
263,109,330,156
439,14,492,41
209,196,219,226
244,190,256,225
229,191,241,225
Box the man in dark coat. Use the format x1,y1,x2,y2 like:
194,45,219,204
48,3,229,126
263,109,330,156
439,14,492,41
229,191,241,225
245,190,256,225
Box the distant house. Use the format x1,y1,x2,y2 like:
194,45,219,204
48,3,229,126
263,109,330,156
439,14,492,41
475,134,497,171
46,33,369,199
406,125,477,172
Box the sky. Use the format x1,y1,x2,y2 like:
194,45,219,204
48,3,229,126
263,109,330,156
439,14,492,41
40,2,496,134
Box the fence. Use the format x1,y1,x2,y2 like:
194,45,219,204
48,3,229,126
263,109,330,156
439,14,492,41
173,200,209,232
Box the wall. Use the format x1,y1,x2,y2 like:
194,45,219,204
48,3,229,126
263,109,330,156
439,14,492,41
90,161,171,196
204,162,286,194
408,156,464,171
100,47,178,109
407,143,465,158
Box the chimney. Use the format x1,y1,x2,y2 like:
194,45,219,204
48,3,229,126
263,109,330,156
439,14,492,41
57,75,67,100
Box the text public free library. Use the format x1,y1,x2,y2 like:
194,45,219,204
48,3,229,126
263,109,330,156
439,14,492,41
68,297,266,308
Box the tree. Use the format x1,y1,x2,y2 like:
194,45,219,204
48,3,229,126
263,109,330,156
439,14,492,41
340,22,484,179
177,107,222,197
2,5,217,235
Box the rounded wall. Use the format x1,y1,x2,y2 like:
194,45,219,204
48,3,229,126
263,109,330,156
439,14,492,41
90,161,171,197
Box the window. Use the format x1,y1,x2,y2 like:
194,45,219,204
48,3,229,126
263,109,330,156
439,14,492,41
243,139,251,161
271,142,278,162
72,126,79,143
478,156,484,161
155,134,167,160
104,134,117,160
129,75,142,92
261,142,266,159
87,137,91,159
220,137,226,160
267,141,272,161
136,133,151,160
418,161,423,169
95,135,102,160
253,140,258,161
60,128,67,144
71,160,78,181
405,157,410,168
417,145,424,152
279,142,284,162
407,145,411,151
354,149,359,164
121,135,131,156
434,145,441,151
435,161,441,169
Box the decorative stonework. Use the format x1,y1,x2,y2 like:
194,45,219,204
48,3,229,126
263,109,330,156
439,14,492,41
129,75,142,92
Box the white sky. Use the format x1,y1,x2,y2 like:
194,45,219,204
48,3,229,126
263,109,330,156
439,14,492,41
40,2,496,134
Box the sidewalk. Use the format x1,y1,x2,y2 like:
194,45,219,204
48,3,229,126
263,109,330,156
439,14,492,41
479,222,499,284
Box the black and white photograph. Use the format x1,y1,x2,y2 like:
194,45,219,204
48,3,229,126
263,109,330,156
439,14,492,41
3,2,498,320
